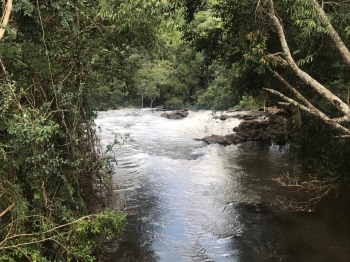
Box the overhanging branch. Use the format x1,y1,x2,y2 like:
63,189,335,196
0,201,14,217
272,71,314,108
311,0,350,67
265,0,350,121
271,71,336,122
264,87,350,135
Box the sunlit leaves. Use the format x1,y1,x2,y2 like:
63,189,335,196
97,0,180,33
135,59,174,106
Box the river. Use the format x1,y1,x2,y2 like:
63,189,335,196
95,109,349,262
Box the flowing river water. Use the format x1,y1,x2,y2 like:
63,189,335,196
95,109,349,262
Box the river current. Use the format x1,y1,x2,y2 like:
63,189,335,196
95,109,349,262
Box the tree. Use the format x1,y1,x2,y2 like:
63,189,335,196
0,0,12,41
181,0,350,135
135,60,173,108
259,0,350,136
178,0,350,183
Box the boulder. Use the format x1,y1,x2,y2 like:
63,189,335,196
214,113,258,121
201,133,246,145
161,109,189,119
214,114,235,121
235,120,268,131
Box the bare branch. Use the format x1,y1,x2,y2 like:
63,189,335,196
272,71,315,108
0,201,14,217
1,236,57,250
270,173,335,212
271,71,345,125
0,59,6,74
332,116,348,123
0,213,98,246
255,0,262,11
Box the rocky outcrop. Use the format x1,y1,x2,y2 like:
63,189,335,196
200,107,296,145
214,108,267,121
201,133,246,145
161,109,189,119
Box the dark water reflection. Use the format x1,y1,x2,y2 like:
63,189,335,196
96,109,349,262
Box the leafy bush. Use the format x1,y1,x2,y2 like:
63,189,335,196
164,97,184,110
0,1,135,260
238,95,261,110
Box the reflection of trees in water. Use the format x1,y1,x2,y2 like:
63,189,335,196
230,202,285,261
101,186,162,262
226,142,349,262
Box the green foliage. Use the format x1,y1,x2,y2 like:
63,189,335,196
194,61,241,110
135,59,174,107
178,0,350,184
164,97,184,110
243,31,274,74
291,114,350,184
0,0,151,260
238,95,260,110
0,207,125,261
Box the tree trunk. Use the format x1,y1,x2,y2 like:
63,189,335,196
310,0,350,67
150,98,155,108
0,0,13,41
141,93,144,108
265,0,350,130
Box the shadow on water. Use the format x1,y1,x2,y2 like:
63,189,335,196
100,187,162,262
228,142,350,262
96,110,349,262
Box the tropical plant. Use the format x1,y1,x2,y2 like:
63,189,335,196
0,0,173,260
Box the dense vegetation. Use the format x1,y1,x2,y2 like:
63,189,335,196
177,0,350,184
1,0,349,260
0,0,172,260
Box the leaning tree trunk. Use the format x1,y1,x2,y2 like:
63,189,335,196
263,0,350,135
0,0,13,74
310,0,350,67
0,0,13,41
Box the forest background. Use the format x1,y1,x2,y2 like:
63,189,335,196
0,0,349,260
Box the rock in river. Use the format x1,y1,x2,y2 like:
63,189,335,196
161,109,189,119
199,107,297,145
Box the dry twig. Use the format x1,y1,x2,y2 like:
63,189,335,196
270,173,334,212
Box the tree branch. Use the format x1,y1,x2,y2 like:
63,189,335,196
0,201,14,218
272,71,315,108
263,87,350,135
271,70,343,123
311,0,350,67
0,0,13,41
266,0,350,121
